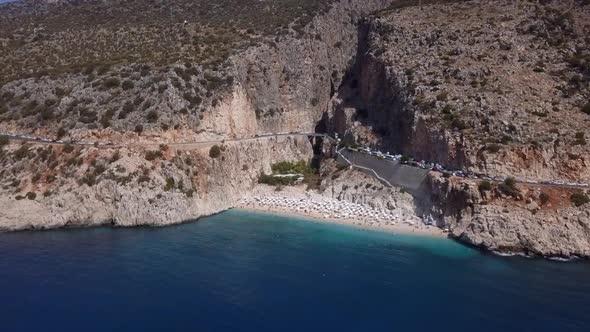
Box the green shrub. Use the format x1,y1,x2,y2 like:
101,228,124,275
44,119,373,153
574,132,587,146
478,180,492,192
63,144,75,153
451,118,467,131
258,173,298,186
0,135,8,147
571,192,590,207
14,144,32,160
146,110,159,123
486,144,502,153
581,102,590,115
79,173,97,186
100,108,116,128
436,91,449,101
540,192,550,205
121,80,135,90
209,145,221,158
164,177,175,191
103,77,121,88
26,192,36,200
499,177,519,197
145,150,163,161
56,127,67,139
271,160,312,175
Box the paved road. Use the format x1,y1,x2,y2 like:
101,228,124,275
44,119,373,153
2,131,588,189
337,149,590,190
0,132,328,149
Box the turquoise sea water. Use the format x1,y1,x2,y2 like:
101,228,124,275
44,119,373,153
1,209,590,331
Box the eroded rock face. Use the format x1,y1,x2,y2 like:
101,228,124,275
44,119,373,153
320,159,417,215
0,136,312,231
455,206,590,258
331,0,590,182
426,173,590,258
0,0,397,231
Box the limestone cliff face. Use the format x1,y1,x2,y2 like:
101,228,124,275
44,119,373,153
332,0,590,182
0,0,397,231
203,0,394,137
330,17,472,170
0,136,312,231
319,159,417,214
426,173,590,258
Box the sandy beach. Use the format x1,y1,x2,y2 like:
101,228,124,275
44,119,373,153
236,186,446,238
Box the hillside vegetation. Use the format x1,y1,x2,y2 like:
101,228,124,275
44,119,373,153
0,0,335,83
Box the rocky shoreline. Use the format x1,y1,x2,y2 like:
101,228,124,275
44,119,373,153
1,0,590,260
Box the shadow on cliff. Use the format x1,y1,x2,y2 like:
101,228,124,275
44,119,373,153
329,18,415,154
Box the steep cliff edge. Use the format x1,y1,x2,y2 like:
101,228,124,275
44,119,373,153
0,0,395,231
327,0,590,258
0,136,313,231
331,0,590,182
426,173,590,258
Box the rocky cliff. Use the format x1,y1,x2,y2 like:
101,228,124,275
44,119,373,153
325,0,590,258
0,0,396,231
426,173,590,258
1,0,590,260
331,0,590,182
0,136,313,231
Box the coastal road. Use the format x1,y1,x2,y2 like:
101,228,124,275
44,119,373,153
0,131,329,149
2,131,588,190
336,149,590,191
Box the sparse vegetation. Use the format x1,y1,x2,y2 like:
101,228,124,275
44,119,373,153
574,132,587,146
571,192,590,207
164,177,175,191
63,144,75,154
145,150,163,161
209,145,221,158
540,192,550,205
258,160,316,186
0,0,337,84
0,135,8,148
146,110,159,123
121,80,135,90
499,177,519,198
103,77,121,89
478,180,492,192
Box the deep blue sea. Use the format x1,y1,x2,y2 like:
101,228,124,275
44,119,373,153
1,209,590,331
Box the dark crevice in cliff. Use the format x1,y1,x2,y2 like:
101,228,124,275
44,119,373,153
328,18,415,155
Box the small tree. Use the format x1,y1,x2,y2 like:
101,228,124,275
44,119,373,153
164,177,175,191
499,177,519,197
0,135,8,147
146,110,159,123
571,192,590,207
103,77,121,88
478,180,492,192
63,144,74,153
209,145,221,158
56,127,67,139
121,80,135,90
540,192,550,205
